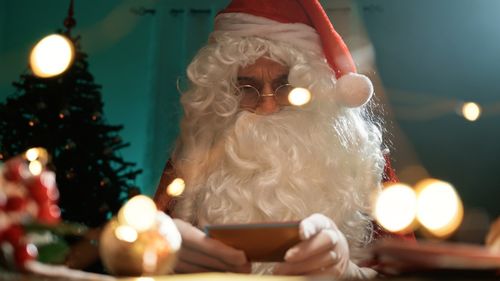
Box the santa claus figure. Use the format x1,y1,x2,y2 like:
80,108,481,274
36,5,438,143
154,0,404,277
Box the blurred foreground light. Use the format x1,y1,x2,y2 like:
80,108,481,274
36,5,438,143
461,102,481,122
28,160,43,176
30,34,74,78
114,225,138,243
288,87,311,106
142,248,159,274
25,147,49,163
416,179,463,238
167,178,185,197
119,195,157,232
374,183,417,233
25,148,40,161
135,278,155,281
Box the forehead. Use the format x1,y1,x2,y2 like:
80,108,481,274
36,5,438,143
238,57,288,77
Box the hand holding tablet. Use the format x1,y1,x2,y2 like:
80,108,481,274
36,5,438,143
205,221,301,262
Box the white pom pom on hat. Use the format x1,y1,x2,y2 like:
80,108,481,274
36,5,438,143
335,72,374,108
215,0,374,108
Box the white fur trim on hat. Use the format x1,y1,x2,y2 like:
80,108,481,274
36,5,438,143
334,73,374,108
213,13,322,55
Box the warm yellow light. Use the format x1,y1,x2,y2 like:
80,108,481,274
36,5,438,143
142,248,159,274
135,278,155,281
461,102,481,122
26,148,40,161
118,195,157,232
114,225,138,243
25,147,48,163
30,34,74,78
416,179,463,238
374,183,417,233
288,87,311,106
28,160,43,176
167,178,185,197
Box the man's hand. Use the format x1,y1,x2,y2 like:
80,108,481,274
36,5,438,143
273,214,376,279
173,219,251,273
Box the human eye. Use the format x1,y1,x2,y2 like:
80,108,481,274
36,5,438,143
273,74,289,88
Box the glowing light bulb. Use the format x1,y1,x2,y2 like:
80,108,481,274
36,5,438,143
28,160,43,176
26,148,40,161
288,87,311,106
118,195,157,232
374,183,417,233
30,34,74,78
461,102,481,122
167,178,185,197
25,147,48,163
114,225,138,243
416,179,463,238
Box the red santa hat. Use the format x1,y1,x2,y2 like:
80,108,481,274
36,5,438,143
214,0,373,108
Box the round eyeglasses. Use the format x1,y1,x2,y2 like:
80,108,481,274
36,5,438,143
236,84,293,109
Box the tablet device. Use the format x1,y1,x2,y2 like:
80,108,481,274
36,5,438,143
205,221,301,262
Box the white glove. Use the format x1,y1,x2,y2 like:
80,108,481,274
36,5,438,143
273,213,377,279
172,219,251,273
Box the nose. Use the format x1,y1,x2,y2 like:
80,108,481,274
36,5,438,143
255,84,279,115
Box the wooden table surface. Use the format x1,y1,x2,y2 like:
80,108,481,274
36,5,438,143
1,271,499,281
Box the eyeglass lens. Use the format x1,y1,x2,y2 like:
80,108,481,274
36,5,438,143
237,84,293,108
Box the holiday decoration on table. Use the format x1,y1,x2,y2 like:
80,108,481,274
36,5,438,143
0,0,141,228
99,195,181,276
0,148,115,281
0,147,60,270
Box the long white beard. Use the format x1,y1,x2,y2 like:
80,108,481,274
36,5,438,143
175,105,382,273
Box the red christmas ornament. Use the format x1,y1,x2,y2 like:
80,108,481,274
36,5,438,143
27,171,59,203
6,196,28,212
14,243,38,270
4,224,24,245
3,158,28,182
37,202,61,225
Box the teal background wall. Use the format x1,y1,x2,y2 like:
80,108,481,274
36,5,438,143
0,0,230,195
1,0,499,219
358,0,500,218
0,0,159,195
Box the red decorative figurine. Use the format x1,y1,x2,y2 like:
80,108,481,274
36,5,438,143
0,148,60,270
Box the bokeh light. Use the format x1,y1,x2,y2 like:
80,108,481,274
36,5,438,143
25,147,49,163
28,160,43,176
374,183,417,233
167,178,185,197
30,34,74,78
142,248,159,274
114,225,138,243
119,195,157,232
288,87,311,106
461,102,481,122
26,148,40,161
416,179,463,238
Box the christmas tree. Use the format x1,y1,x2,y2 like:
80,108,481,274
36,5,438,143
0,2,141,227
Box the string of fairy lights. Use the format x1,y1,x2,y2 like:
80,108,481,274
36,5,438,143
390,89,487,122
